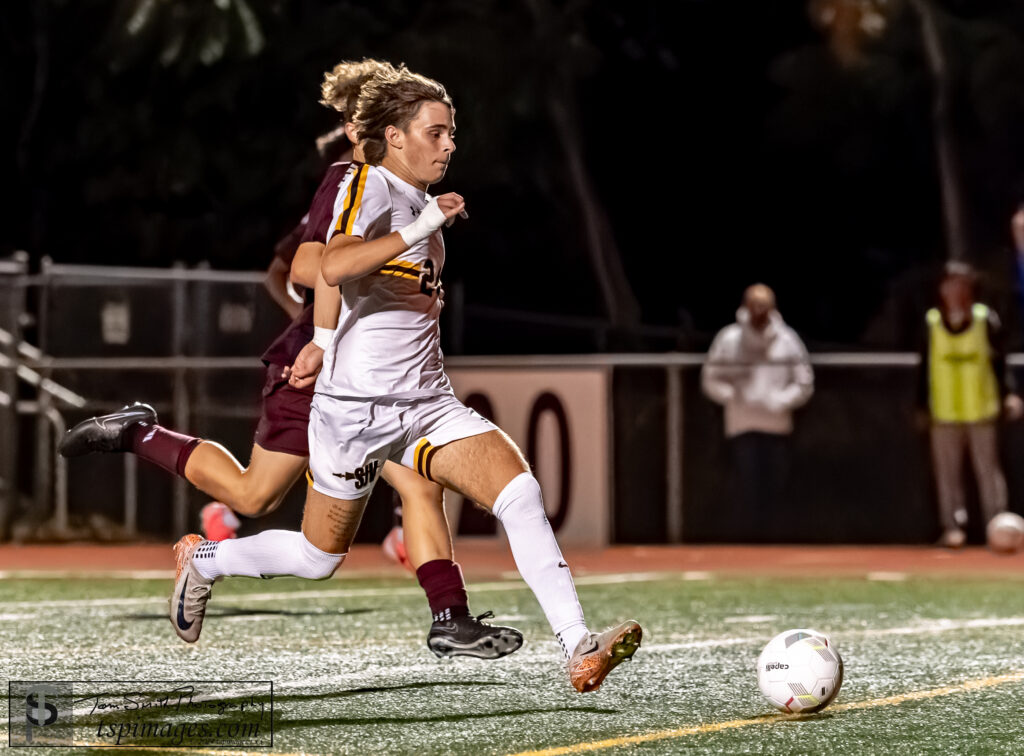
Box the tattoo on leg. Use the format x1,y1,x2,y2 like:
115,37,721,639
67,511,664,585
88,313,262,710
325,503,362,542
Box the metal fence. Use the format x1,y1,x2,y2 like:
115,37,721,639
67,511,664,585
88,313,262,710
3,257,1021,544
1,258,293,541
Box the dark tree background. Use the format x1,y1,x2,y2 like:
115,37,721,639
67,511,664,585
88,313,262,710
4,0,1024,352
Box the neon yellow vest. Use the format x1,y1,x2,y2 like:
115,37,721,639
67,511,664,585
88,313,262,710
927,303,1000,423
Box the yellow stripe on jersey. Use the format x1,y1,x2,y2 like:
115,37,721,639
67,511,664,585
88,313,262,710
334,163,368,236
305,468,315,487
378,259,422,281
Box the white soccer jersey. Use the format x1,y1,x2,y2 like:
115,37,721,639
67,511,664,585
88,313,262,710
317,164,452,399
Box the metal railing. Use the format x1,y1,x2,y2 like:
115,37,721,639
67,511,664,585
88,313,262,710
0,257,279,540
17,349,933,544
448,352,926,543
1,326,86,537
4,257,1017,544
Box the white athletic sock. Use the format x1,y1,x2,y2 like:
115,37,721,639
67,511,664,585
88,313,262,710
192,530,344,580
492,472,589,658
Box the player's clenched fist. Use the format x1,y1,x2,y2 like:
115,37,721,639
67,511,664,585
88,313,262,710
435,193,467,224
399,193,467,248
285,341,325,389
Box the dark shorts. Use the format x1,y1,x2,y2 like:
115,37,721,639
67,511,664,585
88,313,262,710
253,363,313,457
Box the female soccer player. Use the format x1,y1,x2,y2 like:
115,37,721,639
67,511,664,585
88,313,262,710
59,59,521,661
172,66,641,692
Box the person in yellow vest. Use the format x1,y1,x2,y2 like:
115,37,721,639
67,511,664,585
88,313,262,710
923,262,1024,548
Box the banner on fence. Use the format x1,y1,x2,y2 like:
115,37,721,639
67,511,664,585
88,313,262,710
445,367,611,547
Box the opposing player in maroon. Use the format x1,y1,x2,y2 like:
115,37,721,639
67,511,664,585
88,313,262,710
59,59,522,660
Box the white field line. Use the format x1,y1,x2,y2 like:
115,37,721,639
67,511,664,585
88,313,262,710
648,638,753,652
0,571,678,611
724,614,777,624
644,616,1024,653
866,571,907,581
0,569,175,580
6,617,1019,670
0,570,1022,649
863,616,1024,636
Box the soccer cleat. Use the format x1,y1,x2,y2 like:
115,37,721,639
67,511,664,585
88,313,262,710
381,525,414,572
568,620,643,693
427,611,524,660
58,402,157,457
169,534,214,643
201,502,241,541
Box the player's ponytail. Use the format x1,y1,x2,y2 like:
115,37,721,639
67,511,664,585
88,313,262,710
320,58,397,123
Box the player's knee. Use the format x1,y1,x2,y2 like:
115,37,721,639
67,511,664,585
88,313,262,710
492,472,544,523
247,491,284,517
401,480,444,511
299,535,345,579
231,479,286,517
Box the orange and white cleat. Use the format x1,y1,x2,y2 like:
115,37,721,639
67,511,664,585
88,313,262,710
169,534,214,643
200,502,240,541
568,620,643,693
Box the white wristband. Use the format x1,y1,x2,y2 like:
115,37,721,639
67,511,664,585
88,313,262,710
398,197,449,247
313,327,333,350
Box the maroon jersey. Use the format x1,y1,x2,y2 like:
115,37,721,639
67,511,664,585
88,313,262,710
261,161,353,368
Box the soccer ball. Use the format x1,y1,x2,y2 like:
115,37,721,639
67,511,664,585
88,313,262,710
986,512,1024,554
757,628,843,713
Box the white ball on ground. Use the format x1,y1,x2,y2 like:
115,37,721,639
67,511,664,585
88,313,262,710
757,628,844,714
986,512,1024,554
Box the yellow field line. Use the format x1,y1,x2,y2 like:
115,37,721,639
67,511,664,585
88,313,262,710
508,670,1024,756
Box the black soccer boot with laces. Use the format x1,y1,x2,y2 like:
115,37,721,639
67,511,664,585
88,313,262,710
58,402,156,457
427,611,524,660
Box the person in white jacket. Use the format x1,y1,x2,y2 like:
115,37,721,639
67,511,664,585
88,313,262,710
701,284,814,540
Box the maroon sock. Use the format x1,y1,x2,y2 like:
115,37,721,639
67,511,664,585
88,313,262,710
123,422,202,477
416,559,470,622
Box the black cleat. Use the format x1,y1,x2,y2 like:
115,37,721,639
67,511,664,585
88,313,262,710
427,611,524,660
58,402,157,457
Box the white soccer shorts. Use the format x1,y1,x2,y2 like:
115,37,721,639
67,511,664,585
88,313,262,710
307,392,497,499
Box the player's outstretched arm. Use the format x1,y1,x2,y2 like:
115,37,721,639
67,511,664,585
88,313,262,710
320,193,466,286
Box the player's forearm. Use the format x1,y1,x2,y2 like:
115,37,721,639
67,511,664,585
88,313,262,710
264,258,302,318
313,269,342,329
291,241,325,289
321,232,408,286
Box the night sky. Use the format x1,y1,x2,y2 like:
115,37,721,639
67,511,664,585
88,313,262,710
4,0,1024,353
